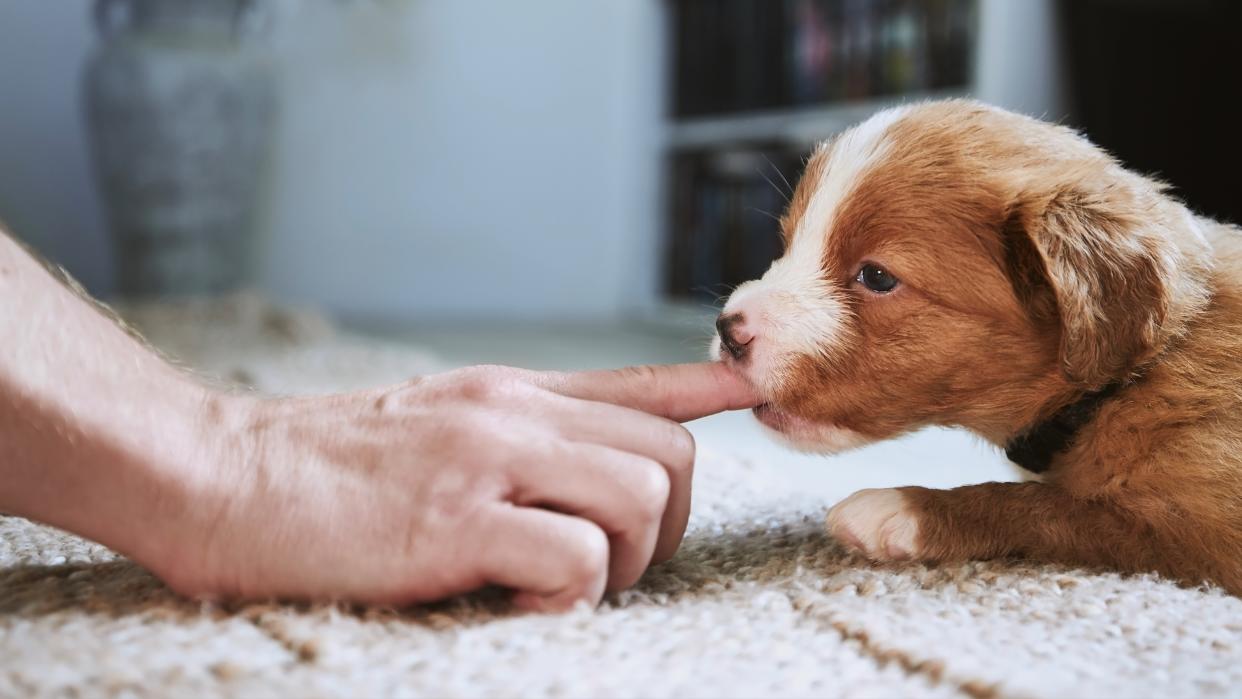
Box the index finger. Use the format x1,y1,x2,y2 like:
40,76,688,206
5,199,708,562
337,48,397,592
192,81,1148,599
537,362,762,423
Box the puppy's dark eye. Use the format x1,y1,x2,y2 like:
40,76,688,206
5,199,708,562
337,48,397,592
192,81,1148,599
856,263,899,293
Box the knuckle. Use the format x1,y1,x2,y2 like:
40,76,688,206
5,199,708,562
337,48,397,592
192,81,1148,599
374,376,430,412
450,365,541,404
661,422,696,472
432,412,497,456
564,524,610,590
452,366,511,403
629,458,672,521
398,374,426,391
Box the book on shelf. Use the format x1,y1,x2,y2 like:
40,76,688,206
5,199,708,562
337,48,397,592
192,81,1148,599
670,0,977,119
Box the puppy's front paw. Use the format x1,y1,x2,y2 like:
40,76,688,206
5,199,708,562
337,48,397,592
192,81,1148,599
826,488,921,561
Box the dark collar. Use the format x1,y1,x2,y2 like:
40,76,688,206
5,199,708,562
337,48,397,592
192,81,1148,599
1004,382,1124,473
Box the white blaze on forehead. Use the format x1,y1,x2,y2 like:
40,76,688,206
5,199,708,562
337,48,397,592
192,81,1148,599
791,104,912,263
723,106,910,379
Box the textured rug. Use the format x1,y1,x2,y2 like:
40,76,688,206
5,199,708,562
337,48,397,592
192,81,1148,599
3,295,1241,698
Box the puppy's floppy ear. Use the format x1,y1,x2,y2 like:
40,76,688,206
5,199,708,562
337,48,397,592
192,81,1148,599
1006,174,1178,388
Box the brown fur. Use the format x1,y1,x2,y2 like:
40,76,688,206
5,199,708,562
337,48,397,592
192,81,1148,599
768,101,1242,593
779,145,829,248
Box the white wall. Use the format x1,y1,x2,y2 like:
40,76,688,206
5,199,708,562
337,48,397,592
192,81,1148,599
974,0,1068,120
0,2,112,293
261,1,666,321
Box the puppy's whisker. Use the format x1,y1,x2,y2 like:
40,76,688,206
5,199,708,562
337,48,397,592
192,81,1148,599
762,154,794,197
747,207,783,225
712,285,738,306
688,285,734,310
756,166,791,204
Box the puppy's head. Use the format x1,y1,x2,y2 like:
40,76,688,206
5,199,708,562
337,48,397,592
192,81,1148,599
712,100,1211,452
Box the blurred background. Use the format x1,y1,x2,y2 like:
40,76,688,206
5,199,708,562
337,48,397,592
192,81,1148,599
2,0,1238,327
1,0,1237,492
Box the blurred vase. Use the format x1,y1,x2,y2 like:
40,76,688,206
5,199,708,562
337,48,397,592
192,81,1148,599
85,0,274,296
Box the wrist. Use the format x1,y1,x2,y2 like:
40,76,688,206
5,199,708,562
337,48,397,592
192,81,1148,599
13,367,260,589
125,383,263,592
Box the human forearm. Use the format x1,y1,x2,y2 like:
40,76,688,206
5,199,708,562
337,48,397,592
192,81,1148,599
0,228,233,571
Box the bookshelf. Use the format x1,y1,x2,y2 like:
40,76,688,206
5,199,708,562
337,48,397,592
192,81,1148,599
667,87,969,149
660,0,980,307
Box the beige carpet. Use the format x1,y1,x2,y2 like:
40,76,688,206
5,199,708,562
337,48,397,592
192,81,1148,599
3,296,1241,698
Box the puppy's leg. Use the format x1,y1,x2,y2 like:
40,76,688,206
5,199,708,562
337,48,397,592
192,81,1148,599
827,483,1234,590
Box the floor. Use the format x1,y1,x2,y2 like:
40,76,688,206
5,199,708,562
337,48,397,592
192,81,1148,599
346,318,1019,501
8,299,1231,699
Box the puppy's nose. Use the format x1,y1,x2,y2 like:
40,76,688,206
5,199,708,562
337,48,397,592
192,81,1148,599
716,312,754,361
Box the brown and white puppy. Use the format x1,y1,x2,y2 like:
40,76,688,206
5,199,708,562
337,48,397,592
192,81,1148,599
712,99,1242,594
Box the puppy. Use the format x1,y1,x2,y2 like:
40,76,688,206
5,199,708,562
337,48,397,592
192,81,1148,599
712,99,1242,594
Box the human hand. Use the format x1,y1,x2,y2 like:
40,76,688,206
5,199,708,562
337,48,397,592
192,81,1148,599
159,362,759,611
